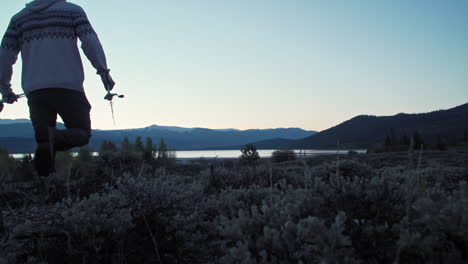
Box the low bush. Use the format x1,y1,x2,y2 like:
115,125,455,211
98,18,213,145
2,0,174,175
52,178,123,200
271,150,296,163
1,148,467,263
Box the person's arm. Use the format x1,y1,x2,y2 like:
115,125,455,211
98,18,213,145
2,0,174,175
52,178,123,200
74,7,115,90
0,18,20,100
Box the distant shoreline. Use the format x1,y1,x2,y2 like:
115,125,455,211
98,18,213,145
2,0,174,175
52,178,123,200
11,149,367,160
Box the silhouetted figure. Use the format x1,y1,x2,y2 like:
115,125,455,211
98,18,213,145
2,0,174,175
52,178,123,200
0,0,115,176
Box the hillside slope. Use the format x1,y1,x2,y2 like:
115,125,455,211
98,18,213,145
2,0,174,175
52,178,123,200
293,103,468,149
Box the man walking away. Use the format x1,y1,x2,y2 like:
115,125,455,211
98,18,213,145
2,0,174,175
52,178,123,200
0,0,115,177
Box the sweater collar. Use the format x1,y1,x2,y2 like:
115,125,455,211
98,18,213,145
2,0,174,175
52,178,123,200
26,0,66,12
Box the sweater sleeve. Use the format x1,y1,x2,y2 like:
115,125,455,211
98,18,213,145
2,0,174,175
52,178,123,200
73,8,109,74
0,19,20,97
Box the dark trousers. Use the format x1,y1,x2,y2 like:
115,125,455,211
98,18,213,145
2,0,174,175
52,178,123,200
28,88,92,176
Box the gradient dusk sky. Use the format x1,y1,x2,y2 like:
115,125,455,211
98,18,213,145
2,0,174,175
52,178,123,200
1,0,467,131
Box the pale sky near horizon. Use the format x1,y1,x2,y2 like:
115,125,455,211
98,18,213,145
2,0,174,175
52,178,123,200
0,0,467,131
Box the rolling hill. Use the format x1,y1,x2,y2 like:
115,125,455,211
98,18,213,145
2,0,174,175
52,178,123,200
246,102,468,149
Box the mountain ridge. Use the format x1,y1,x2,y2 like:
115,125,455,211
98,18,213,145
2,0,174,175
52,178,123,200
0,118,30,125
0,120,316,153
2,102,466,153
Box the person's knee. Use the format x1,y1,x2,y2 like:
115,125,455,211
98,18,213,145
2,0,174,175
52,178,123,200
75,129,91,147
54,128,91,150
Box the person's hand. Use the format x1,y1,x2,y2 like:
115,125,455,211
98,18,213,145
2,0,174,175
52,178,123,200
100,71,115,92
2,91,19,104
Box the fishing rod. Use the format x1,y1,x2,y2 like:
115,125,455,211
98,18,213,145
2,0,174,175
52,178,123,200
0,93,25,113
1,87,125,125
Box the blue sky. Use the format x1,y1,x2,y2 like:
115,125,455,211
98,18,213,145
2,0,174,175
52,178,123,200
1,0,467,131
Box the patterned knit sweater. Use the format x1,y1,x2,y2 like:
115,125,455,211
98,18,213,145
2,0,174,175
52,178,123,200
0,0,109,96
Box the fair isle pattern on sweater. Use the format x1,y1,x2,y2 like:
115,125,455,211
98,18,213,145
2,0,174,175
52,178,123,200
0,9,95,52
0,1,109,97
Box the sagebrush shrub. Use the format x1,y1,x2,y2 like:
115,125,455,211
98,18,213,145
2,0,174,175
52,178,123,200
59,189,134,261
1,151,468,264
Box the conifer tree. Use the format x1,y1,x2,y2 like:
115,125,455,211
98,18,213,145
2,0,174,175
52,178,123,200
412,131,424,150
135,136,144,153
384,135,392,148
436,134,447,151
121,137,133,153
389,128,397,146
157,139,168,160
400,132,410,146
77,147,93,163
100,140,118,153
144,137,155,162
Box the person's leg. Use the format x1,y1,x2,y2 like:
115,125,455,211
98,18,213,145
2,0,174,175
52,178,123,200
27,90,58,177
52,89,92,151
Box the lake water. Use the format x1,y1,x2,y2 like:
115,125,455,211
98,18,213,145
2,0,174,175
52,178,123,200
11,149,366,160
174,149,365,159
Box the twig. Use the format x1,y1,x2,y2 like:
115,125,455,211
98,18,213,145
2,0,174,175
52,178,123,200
269,163,273,204
417,144,424,170
138,205,163,264
336,140,340,177
416,144,424,190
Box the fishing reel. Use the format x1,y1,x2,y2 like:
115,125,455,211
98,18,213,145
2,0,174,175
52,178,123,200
104,92,124,101
0,94,25,113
